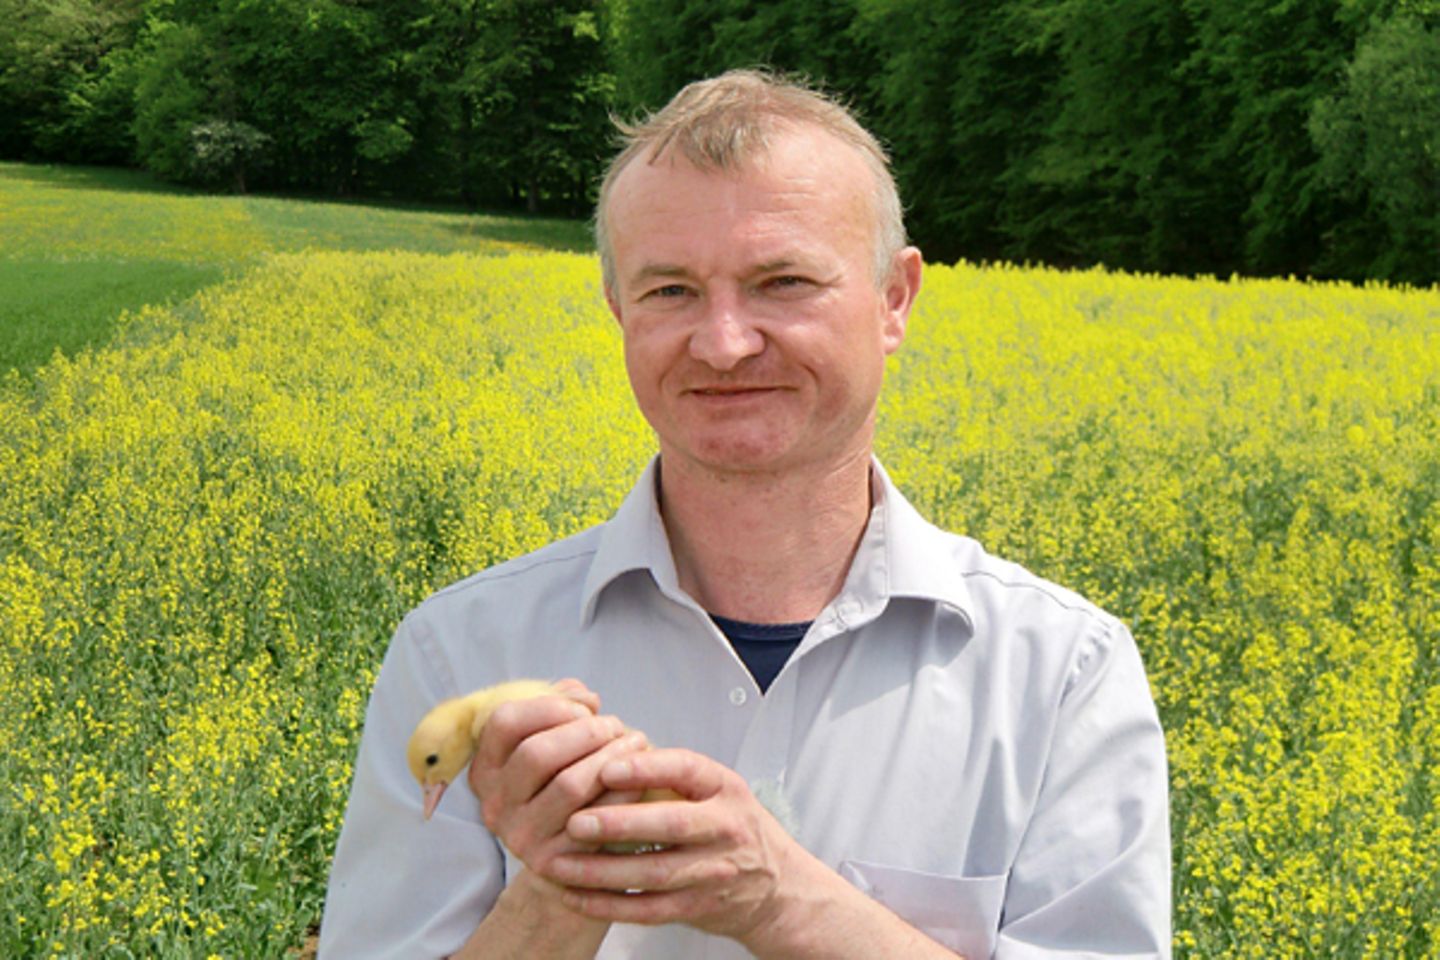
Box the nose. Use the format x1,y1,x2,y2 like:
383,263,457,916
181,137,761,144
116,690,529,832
689,291,764,371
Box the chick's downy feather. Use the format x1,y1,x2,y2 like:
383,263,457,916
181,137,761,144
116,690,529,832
406,679,563,820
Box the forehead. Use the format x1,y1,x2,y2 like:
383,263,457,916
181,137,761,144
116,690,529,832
605,128,875,273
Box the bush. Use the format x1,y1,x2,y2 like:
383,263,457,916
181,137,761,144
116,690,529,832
189,119,271,193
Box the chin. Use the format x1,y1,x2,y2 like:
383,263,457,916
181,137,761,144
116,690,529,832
675,436,809,476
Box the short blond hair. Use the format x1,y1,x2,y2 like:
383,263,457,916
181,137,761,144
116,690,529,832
594,69,907,291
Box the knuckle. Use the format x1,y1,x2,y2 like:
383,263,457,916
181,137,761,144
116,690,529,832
510,735,546,770
719,820,747,847
671,806,697,836
550,765,594,806
711,859,740,883
485,702,524,738
642,858,673,889
584,715,615,742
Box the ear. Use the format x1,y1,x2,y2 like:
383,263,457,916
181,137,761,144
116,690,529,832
880,246,923,355
604,285,623,326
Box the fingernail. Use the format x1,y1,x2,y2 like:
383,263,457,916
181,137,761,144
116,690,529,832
570,813,601,839
604,758,633,781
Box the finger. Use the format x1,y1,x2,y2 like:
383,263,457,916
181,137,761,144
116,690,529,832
549,844,729,894
551,678,602,714
588,786,650,809
526,726,651,811
521,732,652,839
561,887,704,925
473,712,626,810
567,794,719,849
488,732,654,865
476,696,613,770
597,748,729,801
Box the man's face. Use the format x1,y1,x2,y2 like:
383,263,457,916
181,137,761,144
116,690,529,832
603,126,921,479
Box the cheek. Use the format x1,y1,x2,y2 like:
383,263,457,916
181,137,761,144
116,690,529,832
622,335,676,422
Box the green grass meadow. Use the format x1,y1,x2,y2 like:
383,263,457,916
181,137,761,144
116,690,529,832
0,162,592,373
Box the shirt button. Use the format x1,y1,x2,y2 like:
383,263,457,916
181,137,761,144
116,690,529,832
729,687,748,706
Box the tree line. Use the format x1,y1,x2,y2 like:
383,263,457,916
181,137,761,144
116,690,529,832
2,0,1435,283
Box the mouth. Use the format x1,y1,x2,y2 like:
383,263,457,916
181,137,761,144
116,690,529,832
422,781,449,820
687,386,782,399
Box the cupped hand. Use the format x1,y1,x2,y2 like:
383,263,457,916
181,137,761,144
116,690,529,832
545,748,807,947
467,681,642,874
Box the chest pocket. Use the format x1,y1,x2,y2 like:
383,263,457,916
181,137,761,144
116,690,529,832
839,859,1007,959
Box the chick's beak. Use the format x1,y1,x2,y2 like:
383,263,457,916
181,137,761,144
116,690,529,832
422,781,449,820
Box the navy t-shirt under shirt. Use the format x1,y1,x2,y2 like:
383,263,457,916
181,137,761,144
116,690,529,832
709,613,811,694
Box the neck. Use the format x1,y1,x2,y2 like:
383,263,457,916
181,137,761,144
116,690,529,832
657,448,875,623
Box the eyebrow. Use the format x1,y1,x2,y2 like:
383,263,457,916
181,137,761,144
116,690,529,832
628,263,691,287
627,258,810,288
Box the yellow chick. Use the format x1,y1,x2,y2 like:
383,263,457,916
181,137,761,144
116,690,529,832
406,679,680,839
407,679,566,820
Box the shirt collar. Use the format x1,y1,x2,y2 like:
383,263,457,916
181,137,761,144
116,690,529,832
863,459,975,629
579,456,975,632
580,457,679,624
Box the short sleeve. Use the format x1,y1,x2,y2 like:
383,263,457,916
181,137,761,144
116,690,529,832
318,613,508,958
996,620,1172,958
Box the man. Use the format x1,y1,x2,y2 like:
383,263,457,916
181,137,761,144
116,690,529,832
321,70,1171,958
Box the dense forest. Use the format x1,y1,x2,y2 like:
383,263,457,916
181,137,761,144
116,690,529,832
2,0,1435,283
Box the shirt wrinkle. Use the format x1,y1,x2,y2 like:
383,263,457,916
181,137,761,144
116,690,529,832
1064,619,1112,696
406,613,458,701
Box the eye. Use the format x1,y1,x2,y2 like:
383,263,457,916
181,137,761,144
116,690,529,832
761,274,816,297
426,754,438,766
643,283,691,300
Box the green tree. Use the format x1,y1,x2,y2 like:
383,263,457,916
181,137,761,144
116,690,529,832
443,0,613,212
0,0,144,162
247,0,418,194
856,0,1057,266
130,19,210,181
1000,0,1233,272
129,0,414,193
1181,0,1386,277
609,0,879,116
607,0,720,112
1310,13,1440,282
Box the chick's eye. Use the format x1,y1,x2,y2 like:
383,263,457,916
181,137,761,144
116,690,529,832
426,754,438,766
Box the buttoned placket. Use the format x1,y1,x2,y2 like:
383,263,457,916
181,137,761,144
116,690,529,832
654,586,847,822
727,590,887,842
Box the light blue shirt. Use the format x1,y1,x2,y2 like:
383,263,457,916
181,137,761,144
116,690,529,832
321,458,1172,958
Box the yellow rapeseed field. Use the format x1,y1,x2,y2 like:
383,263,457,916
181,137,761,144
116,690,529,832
1,247,1436,956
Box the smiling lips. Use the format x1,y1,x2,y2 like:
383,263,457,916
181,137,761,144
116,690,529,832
688,385,782,397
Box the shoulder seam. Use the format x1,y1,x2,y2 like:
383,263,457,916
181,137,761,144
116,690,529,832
959,569,1110,626
429,547,599,600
